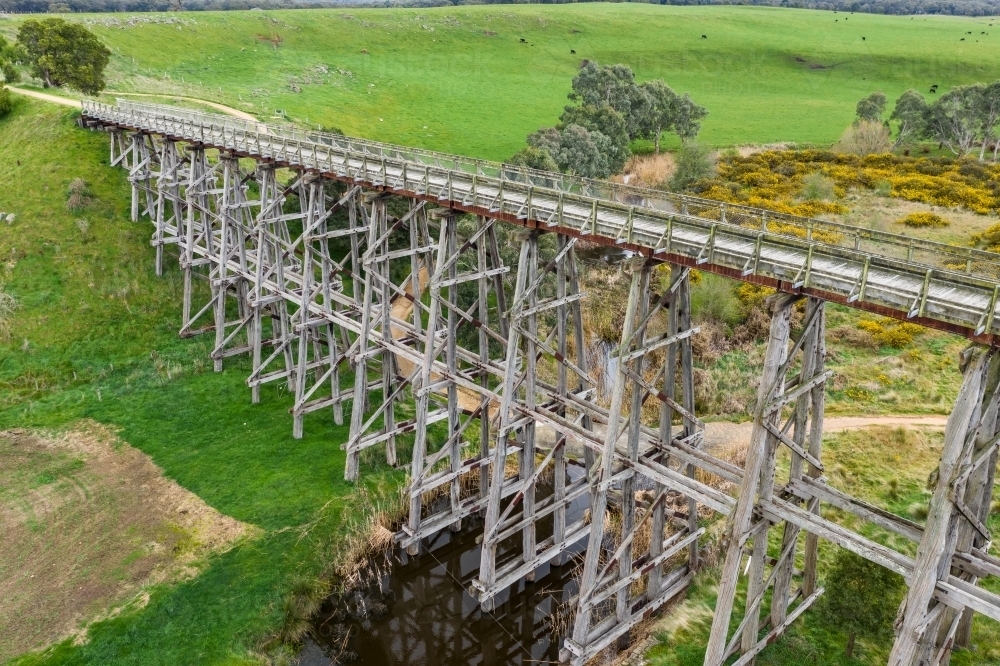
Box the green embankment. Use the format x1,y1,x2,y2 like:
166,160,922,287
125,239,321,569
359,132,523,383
5,4,1000,158
0,97,401,665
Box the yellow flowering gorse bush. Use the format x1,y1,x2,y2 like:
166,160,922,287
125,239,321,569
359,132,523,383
688,150,1000,216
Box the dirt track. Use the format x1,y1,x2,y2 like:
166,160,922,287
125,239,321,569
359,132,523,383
8,87,257,121
703,414,948,453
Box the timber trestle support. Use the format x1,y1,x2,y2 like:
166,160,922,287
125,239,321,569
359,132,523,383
86,101,1000,665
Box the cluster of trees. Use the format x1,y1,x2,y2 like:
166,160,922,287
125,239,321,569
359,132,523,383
860,84,1000,160
6,0,1000,16
0,0,368,11
0,18,110,104
511,61,707,179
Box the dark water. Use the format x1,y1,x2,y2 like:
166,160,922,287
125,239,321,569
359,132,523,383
576,245,634,265
303,467,590,666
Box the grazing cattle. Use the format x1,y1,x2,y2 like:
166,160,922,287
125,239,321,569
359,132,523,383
571,49,576,54
961,38,966,41
519,38,526,43
862,36,866,40
702,34,707,38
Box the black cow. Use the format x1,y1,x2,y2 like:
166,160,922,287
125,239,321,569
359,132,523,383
702,34,707,39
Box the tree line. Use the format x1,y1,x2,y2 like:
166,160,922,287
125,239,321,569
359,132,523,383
858,84,1000,160
510,61,707,179
6,0,1000,17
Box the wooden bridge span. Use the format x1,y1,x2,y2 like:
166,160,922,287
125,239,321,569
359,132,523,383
82,99,1000,666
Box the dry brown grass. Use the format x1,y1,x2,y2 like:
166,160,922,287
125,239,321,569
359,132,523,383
733,142,795,158
833,120,892,156
615,152,676,189
0,288,18,341
830,189,998,247
0,421,255,660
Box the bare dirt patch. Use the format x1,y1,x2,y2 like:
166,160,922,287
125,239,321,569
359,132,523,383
0,420,256,661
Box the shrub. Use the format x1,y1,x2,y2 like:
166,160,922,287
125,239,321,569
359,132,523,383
834,119,893,156
799,172,836,201
0,289,18,341
670,143,716,191
897,212,949,228
1,60,19,85
857,317,921,348
830,324,878,349
821,549,906,659
0,85,11,119
874,179,892,196
971,223,1000,252
690,272,740,326
66,177,90,212
735,282,773,313
621,152,675,189
507,146,559,173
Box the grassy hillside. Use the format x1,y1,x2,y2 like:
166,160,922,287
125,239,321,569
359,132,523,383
4,4,1000,159
0,97,402,665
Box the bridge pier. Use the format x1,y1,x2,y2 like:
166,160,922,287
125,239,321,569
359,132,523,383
152,139,184,277
563,259,704,665
474,229,594,608
890,347,1000,666
704,294,829,666
401,209,511,555
84,100,1000,666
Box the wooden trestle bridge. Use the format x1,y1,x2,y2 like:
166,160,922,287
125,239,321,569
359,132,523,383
82,99,1000,666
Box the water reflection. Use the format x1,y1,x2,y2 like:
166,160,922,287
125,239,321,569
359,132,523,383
305,466,590,666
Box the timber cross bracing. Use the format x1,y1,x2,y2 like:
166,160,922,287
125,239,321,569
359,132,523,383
82,99,1000,666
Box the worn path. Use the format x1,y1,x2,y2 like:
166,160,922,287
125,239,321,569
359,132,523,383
8,87,257,121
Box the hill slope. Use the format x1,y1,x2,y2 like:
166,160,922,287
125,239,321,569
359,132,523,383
4,5,1000,158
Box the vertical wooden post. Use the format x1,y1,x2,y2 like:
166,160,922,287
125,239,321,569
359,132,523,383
772,298,826,625
569,261,646,656
480,233,534,610
801,301,826,598
477,216,493,506
704,294,797,666
521,235,539,581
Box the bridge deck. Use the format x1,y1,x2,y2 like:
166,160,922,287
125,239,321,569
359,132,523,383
81,99,1000,344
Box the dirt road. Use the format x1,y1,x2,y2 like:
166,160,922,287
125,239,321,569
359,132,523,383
8,87,257,121
702,414,948,457
7,86,81,109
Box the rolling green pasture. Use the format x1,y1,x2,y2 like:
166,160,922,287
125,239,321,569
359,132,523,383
5,4,1000,159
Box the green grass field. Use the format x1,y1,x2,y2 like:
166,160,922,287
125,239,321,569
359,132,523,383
5,4,1000,159
0,96,403,666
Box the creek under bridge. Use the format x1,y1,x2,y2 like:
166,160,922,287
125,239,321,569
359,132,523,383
81,99,1000,666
